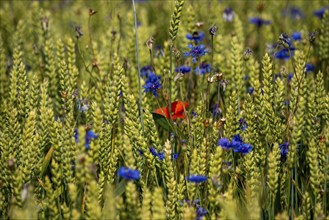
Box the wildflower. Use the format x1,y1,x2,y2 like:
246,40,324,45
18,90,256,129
140,65,153,77
191,111,198,117
175,66,191,74
248,86,254,95
150,147,157,156
74,128,98,150
146,36,154,50
275,48,294,60
243,48,253,61
287,73,293,82
233,143,253,154
211,104,222,117
143,72,162,97
186,175,207,183
77,99,90,113
195,63,211,75
279,142,289,158
218,138,231,150
75,26,83,39
278,33,291,48
171,153,179,160
184,44,208,63
291,32,302,41
238,118,248,131
209,24,217,36
89,8,97,16
274,73,282,81
314,7,329,19
305,63,315,73
223,7,235,22
308,31,318,43
282,6,304,20
186,31,205,42
85,130,97,149
157,152,165,160
249,17,271,27
117,167,140,180
230,134,243,149
154,101,188,120
196,206,208,220
149,147,165,160
283,100,290,106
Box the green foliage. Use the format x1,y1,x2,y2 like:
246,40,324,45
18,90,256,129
0,1,328,219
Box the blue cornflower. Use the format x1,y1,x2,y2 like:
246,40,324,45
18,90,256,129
223,7,235,22
211,104,222,117
191,111,198,117
175,66,191,74
186,31,205,42
283,100,290,106
218,138,231,150
287,73,294,82
77,99,90,113
282,6,304,20
157,152,165,161
274,73,282,81
149,147,165,160
291,32,302,41
143,73,161,97
196,206,208,220
238,118,248,131
248,87,254,95
195,63,211,75
314,7,329,19
186,175,207,183
305,63,315,73
74,129,98,150
150,147,158,156
117,167,140,180
234,143,253,154
249,17,271,27
232,134,243,143
279,142,289,158
85,130,97,149
171,153,179,160
275,48,294,60
184,44,208,63
140,65,153,77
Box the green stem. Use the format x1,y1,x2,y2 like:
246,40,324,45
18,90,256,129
132,0,144,133
169,44,173,123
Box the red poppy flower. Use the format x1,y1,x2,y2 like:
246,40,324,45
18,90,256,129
154,101,188,120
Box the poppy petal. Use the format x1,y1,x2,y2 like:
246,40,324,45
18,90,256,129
171,101,188,115
154,107,170,119
172,113,185,120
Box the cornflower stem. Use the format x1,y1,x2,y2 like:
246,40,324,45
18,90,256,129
179,80,190,136
324,155,329,215
132,0,145,133
88,15,95,59
149,48,155,73
217,82,225,117
169,44,173,123
76,38,91,74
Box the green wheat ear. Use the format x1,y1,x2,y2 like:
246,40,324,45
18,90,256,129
169,0,185,43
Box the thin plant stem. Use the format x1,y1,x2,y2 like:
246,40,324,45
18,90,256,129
169,44,173,123
88,15,95,59
132,0,145,133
